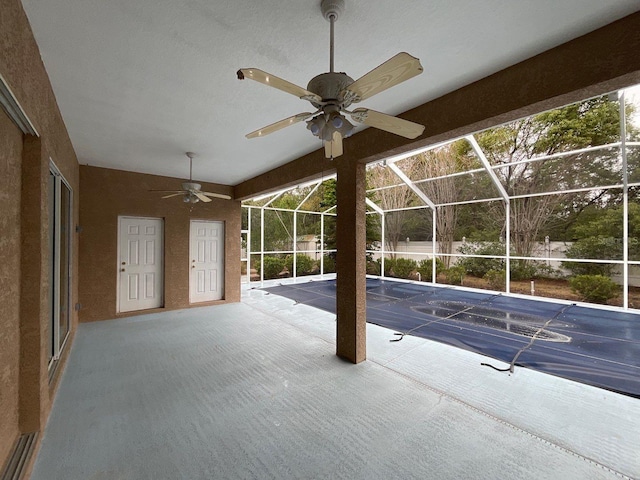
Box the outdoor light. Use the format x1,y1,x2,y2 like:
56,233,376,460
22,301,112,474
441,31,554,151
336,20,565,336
306,115,326,137
307,112,355,142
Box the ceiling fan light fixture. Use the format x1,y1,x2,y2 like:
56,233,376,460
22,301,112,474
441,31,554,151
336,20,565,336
307,115,326,136
237,0,425,158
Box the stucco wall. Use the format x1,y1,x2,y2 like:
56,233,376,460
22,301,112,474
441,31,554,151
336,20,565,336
0,0,80,473
0,108,24,469
79,165,241,322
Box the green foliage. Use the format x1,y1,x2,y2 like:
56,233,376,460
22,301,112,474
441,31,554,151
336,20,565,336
509,259,559,281
391,258,418,279
569,275,620,304
259,256,287,279
458,243,559,280
484,269,506,291
444,266,465,285
367,259,381,275
382,257,396,276
563,237,621,276
285,254,316,276
417,258,446,280
322,254,336,274
320,178,381,253
509,260,537,281
457,242,505,277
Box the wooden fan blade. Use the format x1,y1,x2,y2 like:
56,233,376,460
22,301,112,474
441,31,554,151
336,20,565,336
161,193,185,199
149,190,185,193
202,192,232,200
246,112,314,139
350,108,424,139
324,131,343,159
341,53,423,103
193,192,212,203
237,68,322,104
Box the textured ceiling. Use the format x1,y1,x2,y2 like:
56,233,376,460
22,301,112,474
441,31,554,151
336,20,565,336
21,0,640,186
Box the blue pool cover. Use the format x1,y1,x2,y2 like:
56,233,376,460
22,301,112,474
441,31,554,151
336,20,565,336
262,278,640,398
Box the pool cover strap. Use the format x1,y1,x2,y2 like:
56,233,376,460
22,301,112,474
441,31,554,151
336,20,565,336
481,303,576,373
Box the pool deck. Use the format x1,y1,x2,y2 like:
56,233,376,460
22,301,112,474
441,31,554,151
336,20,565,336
29,278,640,479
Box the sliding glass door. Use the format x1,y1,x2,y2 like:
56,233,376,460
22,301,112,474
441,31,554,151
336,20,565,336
48,163,72,368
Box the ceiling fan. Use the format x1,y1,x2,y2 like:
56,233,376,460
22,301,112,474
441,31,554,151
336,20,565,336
237,0,425,159
150,152,232,203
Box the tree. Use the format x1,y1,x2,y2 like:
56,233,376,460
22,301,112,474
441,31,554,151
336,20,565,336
319,178,381,256
407,142,477,266
367,163,420,256
471,95,623,257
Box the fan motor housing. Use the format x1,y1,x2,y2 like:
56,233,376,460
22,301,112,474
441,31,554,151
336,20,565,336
307,72,354,107
182,182,201,191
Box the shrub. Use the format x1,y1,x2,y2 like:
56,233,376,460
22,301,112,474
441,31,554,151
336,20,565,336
484,269,506,291
382,257,396,277
366,259,381,275
392,258,417,279
322,254,336,273
285,254,316,276
417,258,446,281
444,265,465,285
569,274,620,304
563,237,619,276
457,242,505,277
260,256,286,279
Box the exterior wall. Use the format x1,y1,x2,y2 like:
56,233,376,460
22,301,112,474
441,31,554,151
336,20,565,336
0,0,80,474
79,166,241,322
0,108,24,469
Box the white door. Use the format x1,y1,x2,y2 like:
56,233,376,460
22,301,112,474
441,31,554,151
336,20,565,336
118,217,164,312
190,220,224,303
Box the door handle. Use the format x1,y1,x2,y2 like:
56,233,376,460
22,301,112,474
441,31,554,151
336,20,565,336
121,268,125,272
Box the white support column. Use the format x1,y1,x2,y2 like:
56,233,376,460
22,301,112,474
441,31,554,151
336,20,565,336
505,202,511,293
260,207,265,284
293,210,297,279
320,212,325,277
432,208,437,282
246,206,252,284
381,213,386,277
620,90,629,309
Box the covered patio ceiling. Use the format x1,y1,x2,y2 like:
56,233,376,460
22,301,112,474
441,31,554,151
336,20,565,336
20,0,640,189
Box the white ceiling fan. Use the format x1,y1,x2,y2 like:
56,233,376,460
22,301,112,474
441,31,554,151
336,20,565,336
150,152,232,203
237,0,425,159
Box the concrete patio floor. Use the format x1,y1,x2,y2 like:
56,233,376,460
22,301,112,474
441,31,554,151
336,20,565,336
30,279,640,479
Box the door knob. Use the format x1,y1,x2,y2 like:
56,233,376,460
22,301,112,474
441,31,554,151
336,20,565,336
121,268,125,272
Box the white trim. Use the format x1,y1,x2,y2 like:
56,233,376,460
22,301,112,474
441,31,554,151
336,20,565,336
0,74,38,136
